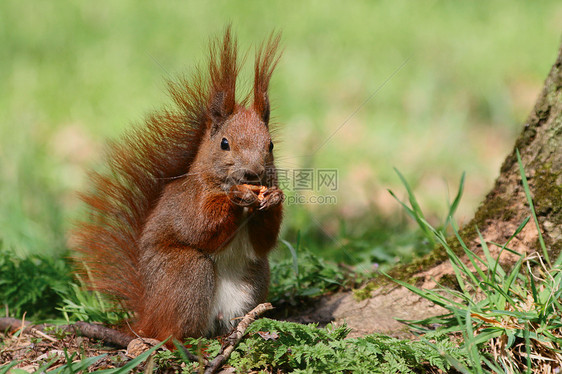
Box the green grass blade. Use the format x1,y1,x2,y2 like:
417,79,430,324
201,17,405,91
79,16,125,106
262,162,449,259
388,188,422,222
555,251,562,268
50,354,106,373
394,168,424,218
470,328,504,345
492,216,529,278
418,222,475,291
95,340,166,373
0,362,19,374
503,255,524,296
461,308,484,374
476,227,505,281
392,168,437,246
450,221,490,295
402,213,477,295
516,149,548,264
479,281,516,306
481,355,507,374
385,273,466,311
281,239,299,279
524,322,532,374
444,172,465,229
445,248,470,295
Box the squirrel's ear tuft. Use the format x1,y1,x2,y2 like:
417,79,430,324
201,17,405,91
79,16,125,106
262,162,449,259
208,26,239,134
253,32,282,126
209,91,232,134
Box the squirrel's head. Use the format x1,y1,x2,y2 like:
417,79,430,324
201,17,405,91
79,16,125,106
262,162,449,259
189,27,281,191
203,106,275,190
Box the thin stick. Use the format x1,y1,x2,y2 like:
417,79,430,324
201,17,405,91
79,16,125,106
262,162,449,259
0,318,133,348
16,312,26,346
30,327,57,343
204,303,273,374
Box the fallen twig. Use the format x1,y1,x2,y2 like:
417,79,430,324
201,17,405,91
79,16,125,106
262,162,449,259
204,302,273,374
72,321,133,347
30,327,58,343
0,317,133,347
1,302,272,373
16,312,27,347
0,317,30,333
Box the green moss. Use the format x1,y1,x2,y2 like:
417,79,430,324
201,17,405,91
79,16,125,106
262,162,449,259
380,244,446,285
533,163,562,259
534,163,562,211
438,273,462,291
352,281,379,301
474,183,519,223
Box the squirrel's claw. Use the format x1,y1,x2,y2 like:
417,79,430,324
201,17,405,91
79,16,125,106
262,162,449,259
229,185,260,207
259,187,284,210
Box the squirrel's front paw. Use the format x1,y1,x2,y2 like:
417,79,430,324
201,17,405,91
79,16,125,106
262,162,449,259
259,186,284,211
229,185,260,207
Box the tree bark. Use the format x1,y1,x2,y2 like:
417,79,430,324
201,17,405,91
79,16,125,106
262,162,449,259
286,42,562,338
472,43,562,261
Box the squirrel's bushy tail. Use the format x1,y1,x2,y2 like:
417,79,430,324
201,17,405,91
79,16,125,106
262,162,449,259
72,27,241,314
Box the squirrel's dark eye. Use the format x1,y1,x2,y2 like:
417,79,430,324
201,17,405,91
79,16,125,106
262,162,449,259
220,138,230,151
269,141,274,152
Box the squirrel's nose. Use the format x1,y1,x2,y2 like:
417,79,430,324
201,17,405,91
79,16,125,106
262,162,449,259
241,165,265,184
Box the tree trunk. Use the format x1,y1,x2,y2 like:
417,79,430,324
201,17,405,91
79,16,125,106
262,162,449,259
472,44,562,261
286,42,562,338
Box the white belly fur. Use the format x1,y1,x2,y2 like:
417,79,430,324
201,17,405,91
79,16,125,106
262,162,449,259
207,225,257,335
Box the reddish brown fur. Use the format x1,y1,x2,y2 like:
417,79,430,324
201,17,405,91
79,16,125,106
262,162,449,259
73,27,283,343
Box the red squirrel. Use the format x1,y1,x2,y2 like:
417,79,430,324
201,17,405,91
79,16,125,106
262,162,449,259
73,28,283,342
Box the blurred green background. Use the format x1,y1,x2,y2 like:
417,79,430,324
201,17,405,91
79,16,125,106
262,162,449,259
1,1,561,268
